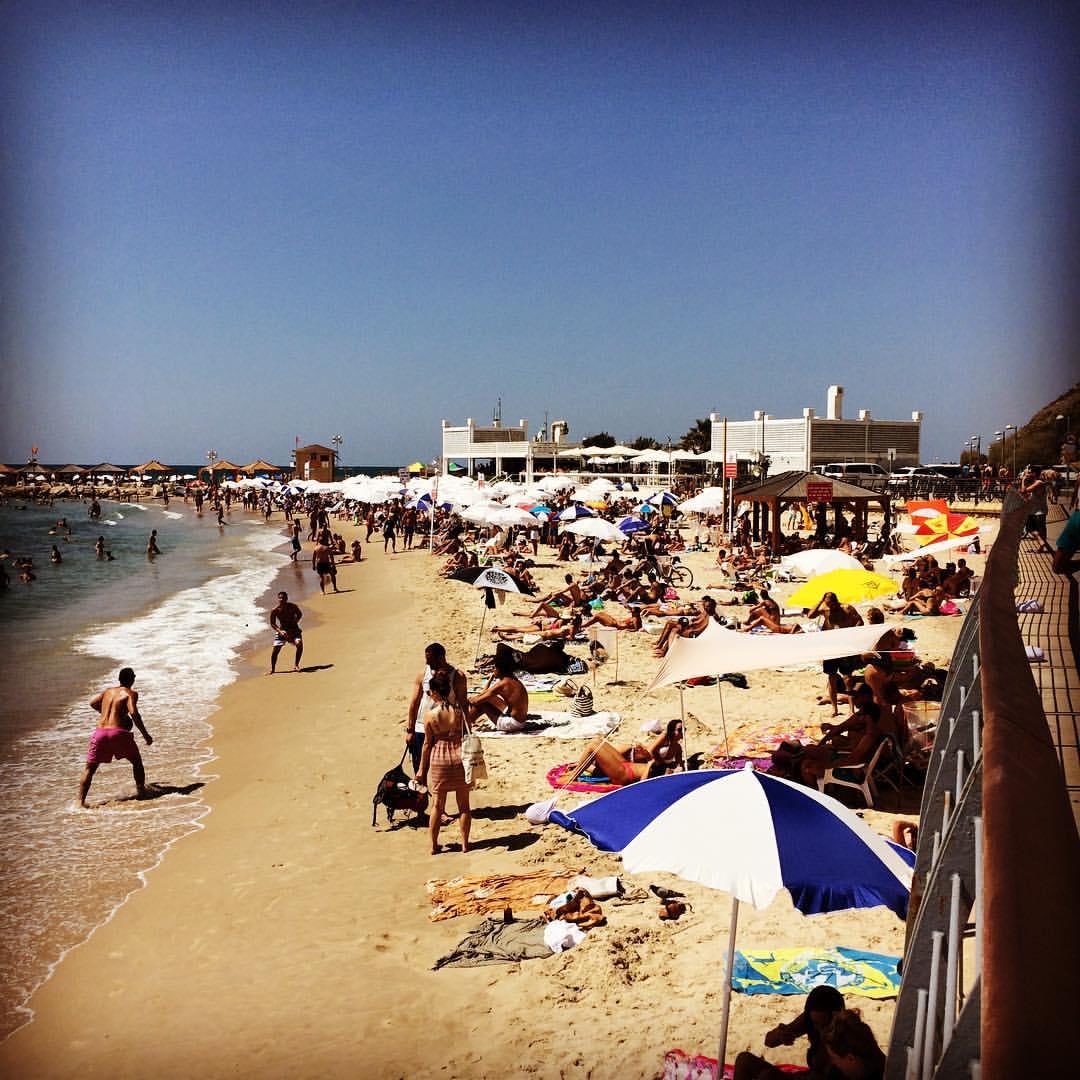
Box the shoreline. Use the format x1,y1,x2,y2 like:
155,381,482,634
0,525,974,1077
0,507,322,1040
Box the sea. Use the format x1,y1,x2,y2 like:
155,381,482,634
0,492,310,1039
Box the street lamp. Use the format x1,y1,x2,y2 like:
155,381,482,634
1004,424,1017,477
993,431,1003,467
206,449,218,487
331,434,343,482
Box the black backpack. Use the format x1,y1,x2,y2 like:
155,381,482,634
372,750,430,826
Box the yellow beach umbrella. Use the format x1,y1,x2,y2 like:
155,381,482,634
407,461,425,474
787,568,898,609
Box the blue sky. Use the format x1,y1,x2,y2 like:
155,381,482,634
1,2,1076,466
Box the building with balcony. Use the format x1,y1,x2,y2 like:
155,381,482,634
440,417,572,483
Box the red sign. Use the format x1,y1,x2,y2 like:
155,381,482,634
724,461,738,478
806,481,834,502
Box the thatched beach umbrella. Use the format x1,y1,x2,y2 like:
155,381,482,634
131,459,171,474
241,459,279,475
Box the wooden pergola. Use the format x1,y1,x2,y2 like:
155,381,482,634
732,470,892,554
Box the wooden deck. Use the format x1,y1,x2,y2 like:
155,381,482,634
1015,503,1080,826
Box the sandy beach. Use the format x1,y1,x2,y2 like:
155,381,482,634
0,520,978,1079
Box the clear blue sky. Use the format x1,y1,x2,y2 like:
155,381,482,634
1,2,1076,466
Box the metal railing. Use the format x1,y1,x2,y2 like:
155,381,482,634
885,490,1080,1078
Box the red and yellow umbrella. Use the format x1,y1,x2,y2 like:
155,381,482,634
916,512,979,547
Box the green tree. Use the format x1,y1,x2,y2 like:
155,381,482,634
680,417,712,453
631,435,661,450
581,432,615,448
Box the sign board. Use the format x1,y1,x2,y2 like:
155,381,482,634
806,481,834,502
724,451,738,479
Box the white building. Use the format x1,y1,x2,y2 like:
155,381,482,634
440,417,571,483
710,385,921,474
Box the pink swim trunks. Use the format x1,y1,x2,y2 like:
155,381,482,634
86,726,139,765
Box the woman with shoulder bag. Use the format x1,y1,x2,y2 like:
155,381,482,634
416,672,473,855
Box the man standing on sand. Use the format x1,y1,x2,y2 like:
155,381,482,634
269,591,304,673
405,643,468,773
311,534,339,593
79,667,153,807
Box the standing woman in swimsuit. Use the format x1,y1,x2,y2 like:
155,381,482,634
417,672,473,855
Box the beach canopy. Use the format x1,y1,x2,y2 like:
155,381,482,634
551,766,911,1070
87,462,128,475
648,621,894,690
632,448,673,464
786,569,898,609
206,459,241,472
131,459,171,474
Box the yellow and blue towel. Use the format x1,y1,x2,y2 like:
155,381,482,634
732,946,900,999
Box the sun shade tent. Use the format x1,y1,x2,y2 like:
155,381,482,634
732,471,892,555
130,459,171,474
240,459,280,475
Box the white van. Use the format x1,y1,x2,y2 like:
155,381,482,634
819,462,889,481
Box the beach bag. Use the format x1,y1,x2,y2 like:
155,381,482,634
571,686,595,717
372,749,429,827
461,711,487,785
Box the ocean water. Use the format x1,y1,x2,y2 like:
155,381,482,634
0,497,300,1038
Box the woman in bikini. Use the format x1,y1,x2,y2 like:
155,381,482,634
416,672,472,855
566,723,685,787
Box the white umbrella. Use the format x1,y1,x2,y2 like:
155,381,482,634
678,487,727,514
488,506,537,528
779,549,865,576
632,449,673,464
562,518,626,544
671,449,701,461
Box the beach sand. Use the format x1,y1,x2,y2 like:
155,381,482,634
0,524,978,1079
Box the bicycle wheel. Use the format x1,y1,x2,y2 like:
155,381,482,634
669,563,694,589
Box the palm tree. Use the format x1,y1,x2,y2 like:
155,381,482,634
680,417,712,454
631,435,661,450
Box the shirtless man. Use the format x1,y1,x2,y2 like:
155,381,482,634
809,592,864,716
405,642,469,772
468,649,530,731
311,536,339,594
529,573,586,618
269,591,304,673
79,667,153,806
654,596,718,657
146,530,162,557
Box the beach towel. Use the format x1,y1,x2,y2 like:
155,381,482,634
731,947,901,999
472,710,620,739
433,917,551,970
706,721,814,768
662,1050,806,1079
427,868,586,921
547,762,622,794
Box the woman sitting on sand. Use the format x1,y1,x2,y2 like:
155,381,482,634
566,725,684,787
416,672,472,856
734,984,846,1080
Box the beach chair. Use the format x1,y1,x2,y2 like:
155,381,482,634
817,739,891,809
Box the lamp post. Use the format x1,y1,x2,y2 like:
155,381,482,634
1004,424,1017,477
206,448,217,484
331,434,343,482
993,431,1003,468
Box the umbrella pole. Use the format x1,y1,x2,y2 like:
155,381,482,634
678,685,688,769
717,683,730,757
475,602,487,664
717,898,740,1075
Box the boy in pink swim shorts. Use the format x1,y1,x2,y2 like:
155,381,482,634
79,667,153,807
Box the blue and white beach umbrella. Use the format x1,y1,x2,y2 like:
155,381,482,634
550,766,912,1070
617,515,649,535
557,503,596,521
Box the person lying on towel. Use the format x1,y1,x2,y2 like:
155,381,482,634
565,722,684,786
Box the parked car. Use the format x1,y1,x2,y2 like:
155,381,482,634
820,462,889,481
